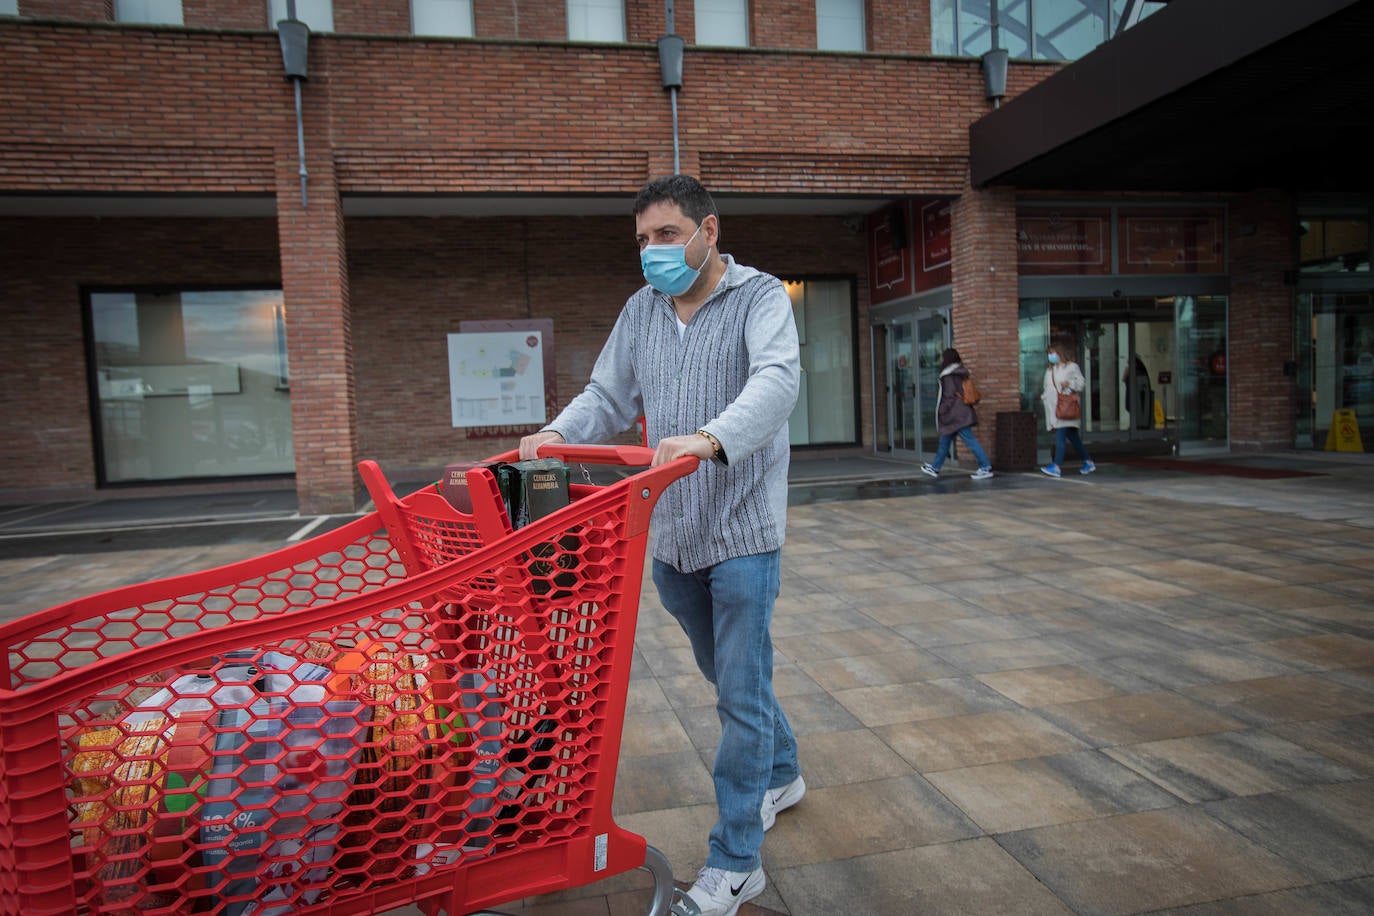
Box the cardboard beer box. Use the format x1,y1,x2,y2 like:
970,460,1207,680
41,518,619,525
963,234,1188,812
440,461,511,516
507,458,570,529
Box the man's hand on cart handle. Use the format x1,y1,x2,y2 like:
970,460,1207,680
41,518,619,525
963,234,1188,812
652,433,713,468
519,430,564,461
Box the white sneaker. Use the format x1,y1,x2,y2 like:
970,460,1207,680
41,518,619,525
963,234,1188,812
672,865,765,916
761,774,806,830
920,463,940,478
971,467,994,480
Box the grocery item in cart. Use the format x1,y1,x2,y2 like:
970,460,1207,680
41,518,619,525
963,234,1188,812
194,651,364,916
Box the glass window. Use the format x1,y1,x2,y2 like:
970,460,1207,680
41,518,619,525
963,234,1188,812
1299,215,1370,274
567,0,625,42
1032,0,1105,60
696,0,748,47
934,0,1153,59
784,279,857,445
413,0,474,37
115,0,184,25
816,0,864,52
269,0,333,32
0,0,18,15
89,289,295,483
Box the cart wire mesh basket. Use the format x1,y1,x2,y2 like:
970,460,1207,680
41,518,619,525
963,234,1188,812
0,445,693,916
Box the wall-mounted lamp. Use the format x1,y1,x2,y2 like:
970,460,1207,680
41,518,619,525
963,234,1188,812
659,2,685,173
982,48,1008,106
981,0,1007,107
278,3,310,206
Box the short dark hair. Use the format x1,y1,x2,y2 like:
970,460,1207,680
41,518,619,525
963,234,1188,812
633,174,718,226
941,347,962,370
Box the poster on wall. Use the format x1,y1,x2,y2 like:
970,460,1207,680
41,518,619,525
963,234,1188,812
447,330,546,428
868,203,914,305
917,199,953,290
1016,208,1112,275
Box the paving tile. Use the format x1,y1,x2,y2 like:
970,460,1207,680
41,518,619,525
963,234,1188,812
1246,634,1374,671
760,774,981,868
875,708,1089,772
775,626,914,662
770,838,1073,916
976,661,1149,706
798,648,960,690
791,727,914,787
928,636,1090,675
896,614,1043,648
1267,714,1374,774
612,749,715,817
997,806,1309,915
832,676,1016,727
1202,780,1374,881
1107,645,1303,689
1148,877,1374,915
1034,565,1197,602
1037,691,1246,747
1103,729,1363,803
1183,673,1374,726
926,750,1180,833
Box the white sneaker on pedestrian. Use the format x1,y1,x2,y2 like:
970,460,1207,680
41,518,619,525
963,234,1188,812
672,865,765,916
761,774,806,830
971,467,994,480
920,463,940,478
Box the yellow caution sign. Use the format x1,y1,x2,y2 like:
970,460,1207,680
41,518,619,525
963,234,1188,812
1153,398,1165,430
1324,408,1365,452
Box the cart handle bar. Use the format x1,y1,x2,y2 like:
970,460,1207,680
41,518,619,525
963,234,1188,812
486,443,661,468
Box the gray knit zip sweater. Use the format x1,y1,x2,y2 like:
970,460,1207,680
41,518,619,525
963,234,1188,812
544,254,800,573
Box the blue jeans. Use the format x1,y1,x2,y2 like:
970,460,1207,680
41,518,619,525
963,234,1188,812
929,426,991,471
1054,426,1092,465
652,550,799,872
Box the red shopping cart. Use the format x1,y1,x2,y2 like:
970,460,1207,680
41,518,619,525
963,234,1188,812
0,444,694,916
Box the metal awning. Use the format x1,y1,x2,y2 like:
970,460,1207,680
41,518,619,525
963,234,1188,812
970,0,1374,192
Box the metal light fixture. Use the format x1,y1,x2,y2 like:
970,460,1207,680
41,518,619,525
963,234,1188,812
981,0,1008,106
278,2,311,206
659,1,685,172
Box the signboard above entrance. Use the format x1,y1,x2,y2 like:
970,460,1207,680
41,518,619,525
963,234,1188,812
1016,208,1111,275
1016,205,1228,276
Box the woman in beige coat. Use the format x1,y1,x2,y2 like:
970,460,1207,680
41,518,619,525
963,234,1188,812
1040,342,1096,477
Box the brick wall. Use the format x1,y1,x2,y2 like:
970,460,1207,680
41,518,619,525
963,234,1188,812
951,185,1019,467
0,217,282,492
1228,189,1296,450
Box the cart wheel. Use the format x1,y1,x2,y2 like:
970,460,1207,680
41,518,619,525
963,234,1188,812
643,843,675,916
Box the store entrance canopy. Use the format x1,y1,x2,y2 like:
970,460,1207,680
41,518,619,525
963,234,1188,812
970,0,1374,192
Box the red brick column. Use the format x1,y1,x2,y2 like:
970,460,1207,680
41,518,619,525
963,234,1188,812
1228,189,1296,450
276,147,359,515
951,185,1020,468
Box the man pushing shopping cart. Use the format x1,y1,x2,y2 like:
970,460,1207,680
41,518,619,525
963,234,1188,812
521,174,807,916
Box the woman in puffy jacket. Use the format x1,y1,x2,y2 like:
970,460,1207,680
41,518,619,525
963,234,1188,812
920,348,993,480
1040,342,1096,477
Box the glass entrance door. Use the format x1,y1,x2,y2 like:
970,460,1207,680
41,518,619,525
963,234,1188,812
1021,295,1228,451
889,319,918,453
915,311,949,457
1298,289,1374,448
884,309,949,457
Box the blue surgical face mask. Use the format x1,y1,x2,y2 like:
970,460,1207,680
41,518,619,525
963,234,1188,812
641,223,707,296
1048,353,1060,364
